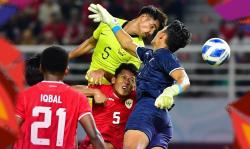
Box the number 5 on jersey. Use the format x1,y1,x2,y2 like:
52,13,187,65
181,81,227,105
112,112,120,124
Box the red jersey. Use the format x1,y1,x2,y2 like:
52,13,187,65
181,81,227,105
80,85,136,149
14,81,91,149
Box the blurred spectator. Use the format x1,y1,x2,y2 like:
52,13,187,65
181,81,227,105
81,0,92,31
19,29,37,44
231,29,250,45
200,14,214,24
59,0,75,21
191,33,202,44
161,0,188,21
38,0,62,25
219,20,237,42
63,8,84,45
42,12,66,44
40,30,58,44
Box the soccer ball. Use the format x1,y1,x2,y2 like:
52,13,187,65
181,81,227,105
201,38,230,66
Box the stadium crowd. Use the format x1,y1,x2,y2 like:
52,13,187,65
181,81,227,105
0,0,187,45
1,0,250,46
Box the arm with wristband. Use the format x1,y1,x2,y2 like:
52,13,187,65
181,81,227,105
155,69,190,109
88,4,138,57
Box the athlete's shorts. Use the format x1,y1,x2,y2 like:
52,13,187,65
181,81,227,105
125,97,173,149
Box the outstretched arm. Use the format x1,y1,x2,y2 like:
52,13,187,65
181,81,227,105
72,85,107,104
88,4,138,57
69,36,97,59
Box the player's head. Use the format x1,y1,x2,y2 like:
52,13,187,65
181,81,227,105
25,54,43,86
136,5,167,37
151,20,191,53
41,46,69,76
112,63,138,98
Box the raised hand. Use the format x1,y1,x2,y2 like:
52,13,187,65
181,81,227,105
154,93,174,110
86,69,106,85
88,4,118,28
154,84,182,110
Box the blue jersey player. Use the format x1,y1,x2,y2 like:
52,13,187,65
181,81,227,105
88,4,191,149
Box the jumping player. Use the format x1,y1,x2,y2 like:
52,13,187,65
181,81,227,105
88,4,191,148
69,5,167,85
14,46,105,149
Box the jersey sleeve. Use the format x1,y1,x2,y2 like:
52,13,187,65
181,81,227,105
93,22,106,40
157,51,183,75
78,93,92,120
15,92,25,119
136,47,153,63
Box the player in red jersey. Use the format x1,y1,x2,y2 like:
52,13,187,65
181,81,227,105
73,63,137,149
14,46,105,149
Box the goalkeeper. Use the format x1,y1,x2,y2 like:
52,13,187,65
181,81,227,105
88,4,191,149
69,5,167,85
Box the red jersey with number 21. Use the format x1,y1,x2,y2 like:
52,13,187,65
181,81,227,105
14,81,91,149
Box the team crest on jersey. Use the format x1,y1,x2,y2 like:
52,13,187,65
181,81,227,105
125,99,133,109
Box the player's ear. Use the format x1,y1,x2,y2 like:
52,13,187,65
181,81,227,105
64,66,69,75
139,14,147,22
39,64,43,72
159,32,167,39
111,77,116,84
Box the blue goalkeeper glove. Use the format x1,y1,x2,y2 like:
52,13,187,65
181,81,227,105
154,84,183,110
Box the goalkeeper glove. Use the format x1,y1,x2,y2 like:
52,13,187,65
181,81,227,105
88,4,119,28
154,84,183,110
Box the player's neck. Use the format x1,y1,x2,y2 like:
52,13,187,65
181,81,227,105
123,19,139,36
152,43,168,50
43,74,64,82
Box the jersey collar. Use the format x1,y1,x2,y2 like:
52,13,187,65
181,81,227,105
42,81,64,84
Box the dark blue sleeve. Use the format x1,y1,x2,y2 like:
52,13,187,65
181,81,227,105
136,47,153,63
156,50,183,74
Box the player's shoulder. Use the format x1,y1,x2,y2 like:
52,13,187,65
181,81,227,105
155,48,174,58
22,83,40,93
155,48,180,66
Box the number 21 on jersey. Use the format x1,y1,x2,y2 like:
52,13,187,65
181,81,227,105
31,106,66,146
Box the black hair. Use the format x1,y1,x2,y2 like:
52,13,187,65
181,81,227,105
41,46,68,74
165,20,191,53
138,5,167,31
25,54,43,86
114,63,138,77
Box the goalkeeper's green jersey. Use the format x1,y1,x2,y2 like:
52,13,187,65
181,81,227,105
87,18,144,84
